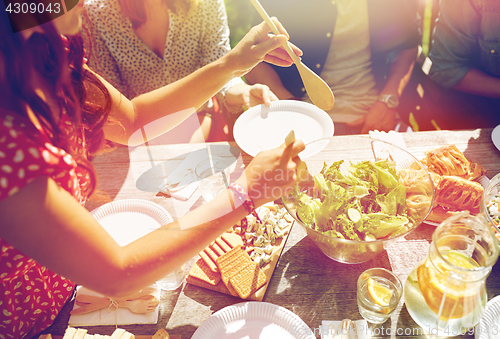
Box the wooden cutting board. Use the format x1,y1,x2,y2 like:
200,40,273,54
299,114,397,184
186,215,294,301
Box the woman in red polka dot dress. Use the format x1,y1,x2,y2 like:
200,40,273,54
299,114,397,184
0,3,304,338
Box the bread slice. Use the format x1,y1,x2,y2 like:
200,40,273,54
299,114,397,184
435,175,483,213
152,329,170,339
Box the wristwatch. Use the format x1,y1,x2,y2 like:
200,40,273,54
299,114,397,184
378,94,399,108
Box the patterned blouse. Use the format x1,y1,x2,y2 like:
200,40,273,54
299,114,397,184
0,109,91,338
81,0,243,105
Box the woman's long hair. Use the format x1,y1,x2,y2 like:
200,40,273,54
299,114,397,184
0,12,112,196
118,0,196,28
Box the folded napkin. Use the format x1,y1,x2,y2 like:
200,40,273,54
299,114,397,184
321,320,370,339
158,151,204,201
368,130,415,169
69,285,160,326
385,239,429,282
368,130,407,150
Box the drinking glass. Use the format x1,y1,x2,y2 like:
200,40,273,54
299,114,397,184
357,268,402,324
195,157,230,203
156,264,186,291
404,212,499,336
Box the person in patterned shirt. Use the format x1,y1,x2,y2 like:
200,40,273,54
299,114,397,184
82,0,279,143
0,2,304,337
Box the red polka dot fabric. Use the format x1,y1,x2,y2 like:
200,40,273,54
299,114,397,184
0,110,92,338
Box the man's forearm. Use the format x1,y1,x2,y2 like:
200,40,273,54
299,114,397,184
380,47,418,97
454,68,500,99
245,62,295,100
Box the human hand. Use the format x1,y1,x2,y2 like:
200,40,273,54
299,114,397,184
224,18,302,78
346,102,397,134
236,140,305,207
226,83,278,109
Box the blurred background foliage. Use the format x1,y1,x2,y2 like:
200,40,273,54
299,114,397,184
224,0,255,48
224,0,437,55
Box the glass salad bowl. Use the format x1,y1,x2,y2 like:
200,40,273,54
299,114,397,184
282,136,435,264
480,172,500,241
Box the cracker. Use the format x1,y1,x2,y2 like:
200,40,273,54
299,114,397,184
188,258,221,286
215,237,232,252
221,232,244,249
204,247,219,265
221,259,253,286
210,242,225,256
199,250,218,273
228,261,267,299
216,247,249,272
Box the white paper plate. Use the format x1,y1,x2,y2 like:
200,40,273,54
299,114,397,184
234,100,334,158
90,199,173,246
475,295,500,339
424,175,490,227
192,302,315,339
491,125,500,151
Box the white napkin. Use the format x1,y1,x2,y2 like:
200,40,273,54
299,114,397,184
368,130,406,150
158,151,202,201
321,320,370,339
68,285,160,326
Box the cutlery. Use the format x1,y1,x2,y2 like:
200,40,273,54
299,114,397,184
71,295,159,315
340,319,358,339
76,293,157,304
249,0,334,111
115,298,159,314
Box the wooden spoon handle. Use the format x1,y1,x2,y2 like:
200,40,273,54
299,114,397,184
249,0,300,65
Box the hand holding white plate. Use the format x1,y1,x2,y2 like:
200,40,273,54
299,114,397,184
234,100,334,158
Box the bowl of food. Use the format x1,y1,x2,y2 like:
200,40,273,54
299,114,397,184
282,136,435,264
480,173,500,241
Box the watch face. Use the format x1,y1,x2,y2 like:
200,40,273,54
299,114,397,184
379,94,399,108
387,96,398,108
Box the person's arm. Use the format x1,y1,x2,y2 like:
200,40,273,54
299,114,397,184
244,62,296,100
94,19,300,146
0,141,305,298
428,0,482,90
200,0,279,111
224,82,278,109
429,0,500,98
453,68,500,99
347,46,418,133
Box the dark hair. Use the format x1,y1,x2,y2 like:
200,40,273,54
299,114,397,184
0,11,112,196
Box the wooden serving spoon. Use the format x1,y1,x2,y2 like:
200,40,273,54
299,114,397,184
250,0,335,111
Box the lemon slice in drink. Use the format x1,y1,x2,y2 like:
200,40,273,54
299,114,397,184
417,250,480,319
367,277,393,307
444,250,479,269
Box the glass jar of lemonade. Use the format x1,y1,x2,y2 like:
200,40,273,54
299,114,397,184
404,212,499,336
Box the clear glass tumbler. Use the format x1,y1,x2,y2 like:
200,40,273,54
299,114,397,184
404,212,499,336
357,267,403,324
156,264,186,291
195,157,230,202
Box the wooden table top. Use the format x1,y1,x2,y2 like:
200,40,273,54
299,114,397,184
39,129,500,339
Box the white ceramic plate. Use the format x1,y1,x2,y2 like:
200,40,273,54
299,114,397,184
233,100,334,158
192,302,315,339
90,199,173,246
475,295,500,339
424,175,491,227
491,125,500,151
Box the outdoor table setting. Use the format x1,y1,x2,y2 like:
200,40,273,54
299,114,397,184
38,121,500,338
